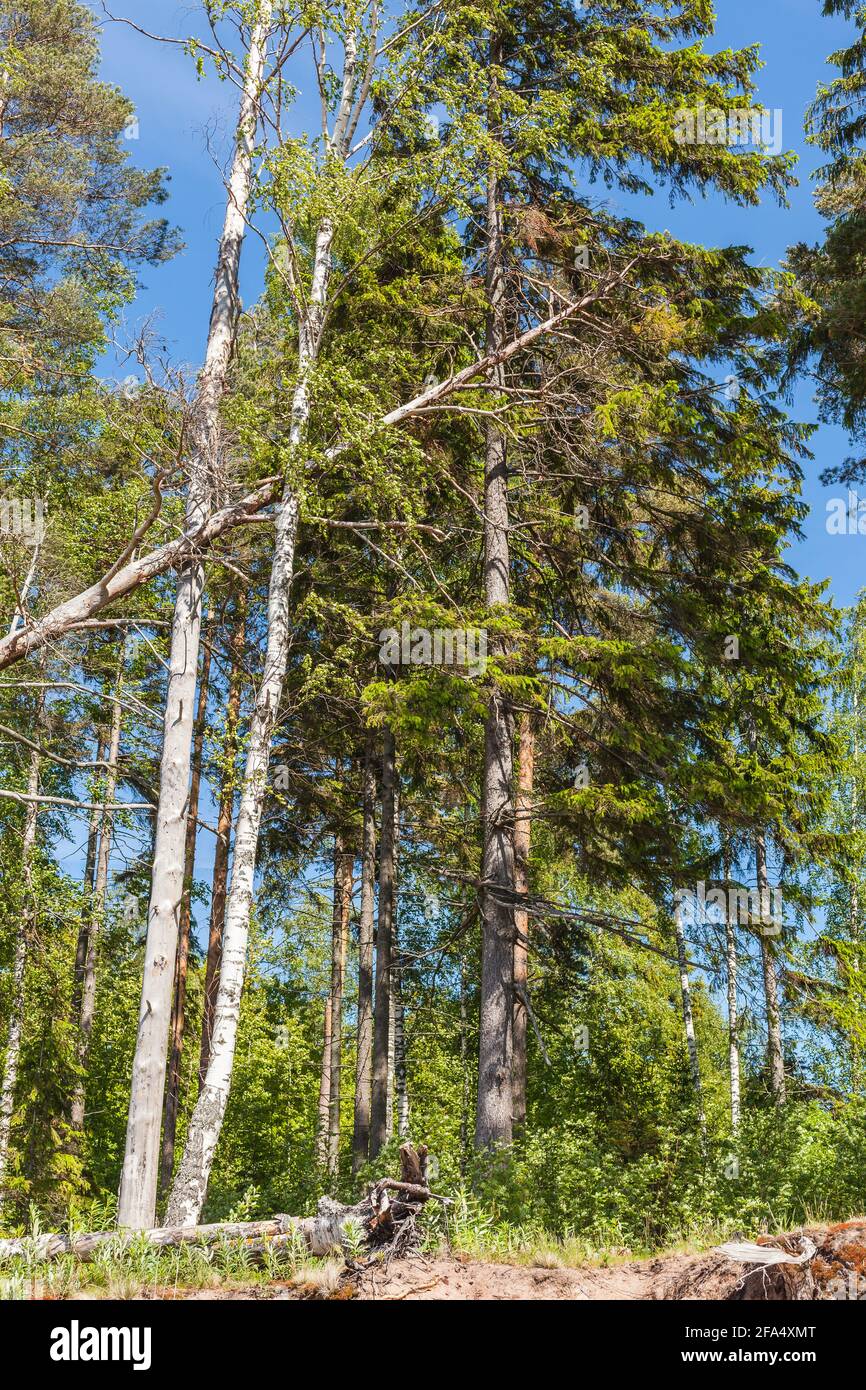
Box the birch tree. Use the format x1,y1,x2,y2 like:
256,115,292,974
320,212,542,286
0,741,39,1199
117,5,273,1228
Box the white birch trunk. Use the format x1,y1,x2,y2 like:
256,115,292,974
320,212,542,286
674,900,706,1137
723,858,741,1134
165,212,336,1227
755,832,786,1105
0,743,40,1197
117,8,272,1228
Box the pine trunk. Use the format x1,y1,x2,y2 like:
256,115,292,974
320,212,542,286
512,714,535,1130
476,35,515,1151
370,730,398,1158
352,738,377,1170
327,833,353,1173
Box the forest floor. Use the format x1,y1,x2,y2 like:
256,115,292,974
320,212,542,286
10,1221,863,1301
138,1220,866,1301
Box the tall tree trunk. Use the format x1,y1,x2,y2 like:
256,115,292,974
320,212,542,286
512,714,535,1130
459,955,469,1178
165,205,338,1226
352,738,377,1171
72,732,108,1018
316,994,333,1167
850,687,861,1094
755,832,786,1105
199,595,246,1088
317,830,351,1171
160,624,213,1194
476,33,515,1151
723,854,741,1134
674,896,706,1136
326,833,353,1173
71,647,126,1135
370,730,398,1159
0,736,40,1197
118,10,271,1229
393,951,409,1140
166,24,367,1228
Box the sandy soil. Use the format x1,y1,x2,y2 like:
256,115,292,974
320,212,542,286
164,1220,866,1301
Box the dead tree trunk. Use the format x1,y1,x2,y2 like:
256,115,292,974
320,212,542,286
755,832,786,1105
0,1145,439,1265
352,738,377,1171
512,713,535,1130
199,594,246,1087
161,622,213,1193
370,730,398,1158
476,32,515,1151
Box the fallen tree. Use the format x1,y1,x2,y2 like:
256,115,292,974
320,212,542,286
0,1145,443,1265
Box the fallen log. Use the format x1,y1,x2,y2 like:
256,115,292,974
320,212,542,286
0,1144,445,1265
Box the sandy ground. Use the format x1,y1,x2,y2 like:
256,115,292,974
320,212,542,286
166,1220,866,1300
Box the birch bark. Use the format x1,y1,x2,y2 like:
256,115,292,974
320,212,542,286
117,8,272,1228
723,855,741,1133
160,623,213,1192
674,897,706,1136
0,740,40,1196
166,201,338,1222
756,832,786,1104
199,597,246,1086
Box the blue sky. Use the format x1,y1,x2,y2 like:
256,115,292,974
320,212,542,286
96,0,862,608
